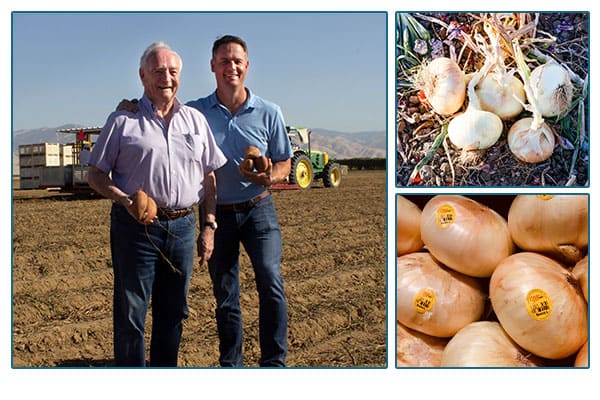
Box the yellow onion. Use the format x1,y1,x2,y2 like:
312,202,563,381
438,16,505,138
529,62,574,118
417,57,466,115
447,107,504,150
397,252,486,338
490,252,588,359
441,321,543,367
507,118,556,163
420,195,514,277
396,321,448,367
476,72,526,120
396,196,424,256
508,195,588,264
572,256,588,302
574,341,588,367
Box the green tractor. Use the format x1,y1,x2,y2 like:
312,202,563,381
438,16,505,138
286,126,342,189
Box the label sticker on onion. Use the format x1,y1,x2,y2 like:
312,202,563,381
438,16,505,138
435,205,456,228
414,289,436,314
536,195,554,201
525,289,552,320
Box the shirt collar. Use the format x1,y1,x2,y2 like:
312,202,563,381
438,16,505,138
209,88,256,113
139,94,182,117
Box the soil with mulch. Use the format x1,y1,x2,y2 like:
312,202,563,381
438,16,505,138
396,12,589,187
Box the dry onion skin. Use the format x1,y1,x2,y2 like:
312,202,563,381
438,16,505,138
508,195,588,264
441,321,542,367
507,118,556,163
529,62,574,118
396,196,424,256
572,256,588,302
396,321,448,367
490,252,588,359
420,195,515,277
476,72,525,120
574,341,588,367
417,57,466,116
397,252,486,338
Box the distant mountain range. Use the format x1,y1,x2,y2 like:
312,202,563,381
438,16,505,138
12,124,386,172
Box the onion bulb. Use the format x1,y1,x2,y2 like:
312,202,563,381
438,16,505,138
572,256,588,302
396,196,424,256
417,57,466,116
397,252,486,338
476,72,526,120
508,195,588,264
529,62,574,118
447,107,504,150
574,341,588,367
396,321,448,367
507,117,556,163
441,321,543,367
420,195,514,277
490,252,588,359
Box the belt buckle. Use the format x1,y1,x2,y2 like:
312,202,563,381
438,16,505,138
231,202,249,212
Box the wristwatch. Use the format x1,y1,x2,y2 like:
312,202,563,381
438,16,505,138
204,221,218,230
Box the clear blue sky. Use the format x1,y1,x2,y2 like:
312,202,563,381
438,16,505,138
11,12,386,133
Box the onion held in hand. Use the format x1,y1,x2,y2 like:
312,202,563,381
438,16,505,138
490,252,588,359
131,189,157,223
396,196,424,256
508,195,588,264
441,321,542,367
397,252,486,338
420,195,514,277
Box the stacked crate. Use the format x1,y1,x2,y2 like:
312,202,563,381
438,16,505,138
19,143,61,189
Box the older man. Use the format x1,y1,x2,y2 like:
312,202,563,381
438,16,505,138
88,41,227,367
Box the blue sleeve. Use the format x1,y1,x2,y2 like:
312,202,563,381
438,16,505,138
268,105,293,162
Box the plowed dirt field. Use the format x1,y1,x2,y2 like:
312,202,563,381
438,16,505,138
12,170,386,368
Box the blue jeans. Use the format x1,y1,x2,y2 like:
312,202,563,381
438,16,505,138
208,195,288,367
110,204,195,367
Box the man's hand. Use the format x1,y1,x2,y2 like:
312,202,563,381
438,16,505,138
238,157,273,187
197,228,215,265
116,98,140,113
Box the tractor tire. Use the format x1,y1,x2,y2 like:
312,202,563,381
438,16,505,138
289,154,313,189
323,162,342,188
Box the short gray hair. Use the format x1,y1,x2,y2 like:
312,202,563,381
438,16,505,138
139,41,182,69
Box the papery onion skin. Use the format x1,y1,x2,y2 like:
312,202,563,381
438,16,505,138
418,57,466,116
490,252,588,359
572,256,588,302
420,195,514,277
396,321,448,367
447,107,503,150
397,252,486,338
441,321,543,367
508,195,588,264
396,196,424,256
476,72,526,120
574,341,588,367
529,62,574,118
508,118,556,163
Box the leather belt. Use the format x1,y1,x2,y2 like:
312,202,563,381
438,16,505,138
217,191,270,212
157,207,194,219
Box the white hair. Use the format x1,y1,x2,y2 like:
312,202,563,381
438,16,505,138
139,41,182,69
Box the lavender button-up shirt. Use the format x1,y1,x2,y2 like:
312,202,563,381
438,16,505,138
89,95,227,208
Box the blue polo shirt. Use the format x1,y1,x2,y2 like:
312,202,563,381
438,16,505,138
187,89,292,204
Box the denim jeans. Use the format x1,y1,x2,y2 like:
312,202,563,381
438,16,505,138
208,195,288,367
110,204,195,367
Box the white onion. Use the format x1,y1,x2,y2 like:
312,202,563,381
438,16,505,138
396,196,424,256
417,57,466,115
396,321,448,367
447,107,504,150
420,195,514,277
490,252,588,359
529,62,574,118
574,341,588,367
572,256,588,302
508,117,556,163
508,195,588,264
476,72,525,120
397,252,486,338
441,321,542,367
